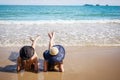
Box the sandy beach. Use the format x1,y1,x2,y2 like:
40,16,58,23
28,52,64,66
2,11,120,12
0,46,120,80
0,4,120,80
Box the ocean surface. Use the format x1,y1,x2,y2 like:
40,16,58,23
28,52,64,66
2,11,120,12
0,5,120,20
0,5,120,46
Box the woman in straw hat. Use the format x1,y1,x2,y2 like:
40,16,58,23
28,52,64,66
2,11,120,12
43,32,65,72
17,35,40,73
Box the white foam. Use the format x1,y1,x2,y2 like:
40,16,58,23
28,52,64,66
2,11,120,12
0,19,120,25
0,19,120,47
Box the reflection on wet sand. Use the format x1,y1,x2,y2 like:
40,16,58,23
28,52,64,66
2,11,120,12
17,72,38,80
17,71,63,80
43,72,63,80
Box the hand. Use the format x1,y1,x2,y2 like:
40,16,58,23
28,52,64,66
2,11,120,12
29,35,40,42
48,32,55,39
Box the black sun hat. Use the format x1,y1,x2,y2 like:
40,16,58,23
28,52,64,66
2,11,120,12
20,46,34,60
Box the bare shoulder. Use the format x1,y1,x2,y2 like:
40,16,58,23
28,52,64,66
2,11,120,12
33,52,38,60
17,56,21,62
33,56,38,62
31,53,38,63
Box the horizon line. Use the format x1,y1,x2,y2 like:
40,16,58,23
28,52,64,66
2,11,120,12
0,4,120,6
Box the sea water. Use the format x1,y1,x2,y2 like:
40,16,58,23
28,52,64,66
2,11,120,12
0,5,120,20
0,5,120,46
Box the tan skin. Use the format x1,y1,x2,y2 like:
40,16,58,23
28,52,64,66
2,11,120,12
17,35,40,73
43,32,64,72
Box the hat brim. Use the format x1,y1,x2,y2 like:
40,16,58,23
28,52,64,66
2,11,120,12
43,45,65,63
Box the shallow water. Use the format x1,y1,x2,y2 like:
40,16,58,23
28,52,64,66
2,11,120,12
0,20,120,46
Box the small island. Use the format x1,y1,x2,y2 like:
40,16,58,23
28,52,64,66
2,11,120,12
105,4,109,6
83,4,109,7
96,4,100,6
84,4,94,6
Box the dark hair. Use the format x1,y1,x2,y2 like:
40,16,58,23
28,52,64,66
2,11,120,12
20,46,34,60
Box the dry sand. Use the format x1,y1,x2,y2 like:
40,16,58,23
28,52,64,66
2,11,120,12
0,46,120,80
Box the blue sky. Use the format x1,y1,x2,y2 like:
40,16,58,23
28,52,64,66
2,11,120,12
0,0,120,5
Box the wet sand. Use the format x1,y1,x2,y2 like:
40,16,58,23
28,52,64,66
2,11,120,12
0,46,120,80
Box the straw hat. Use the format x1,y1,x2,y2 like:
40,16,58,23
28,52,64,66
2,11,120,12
50,47,59,55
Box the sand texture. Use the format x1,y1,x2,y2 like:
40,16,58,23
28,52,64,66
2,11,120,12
0,46,120,80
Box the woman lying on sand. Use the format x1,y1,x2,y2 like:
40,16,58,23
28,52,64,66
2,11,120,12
17,35,40,73
43,32,65,72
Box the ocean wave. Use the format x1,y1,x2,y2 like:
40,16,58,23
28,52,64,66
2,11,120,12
0,19,120,24
0,20,120,47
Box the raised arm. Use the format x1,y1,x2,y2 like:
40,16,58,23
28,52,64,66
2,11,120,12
29,35,40,49
48,32,55,49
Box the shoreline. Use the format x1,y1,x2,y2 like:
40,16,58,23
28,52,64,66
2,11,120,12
0,44,120,47
0,19,120,24
0,19,120,47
